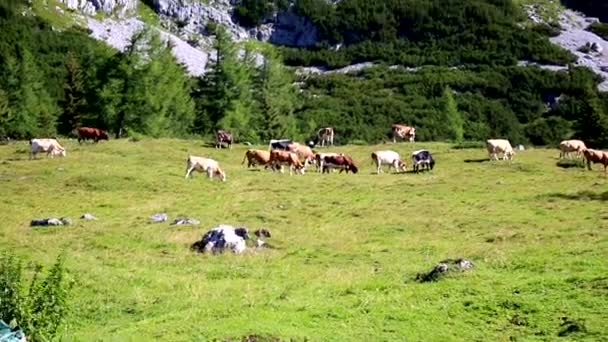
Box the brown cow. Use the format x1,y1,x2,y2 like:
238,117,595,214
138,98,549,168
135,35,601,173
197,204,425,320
77,127,109,143
582,148,608,174
215,130,233,149
321,155,358,174
269,150,305,175
242,149,272,169
391,124,416,143
287,142,315,168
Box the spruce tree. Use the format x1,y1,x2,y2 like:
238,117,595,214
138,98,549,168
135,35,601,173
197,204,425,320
440,87,464,142
58,51,86,134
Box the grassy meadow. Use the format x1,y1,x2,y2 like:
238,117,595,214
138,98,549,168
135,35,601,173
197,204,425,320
1,139,607,341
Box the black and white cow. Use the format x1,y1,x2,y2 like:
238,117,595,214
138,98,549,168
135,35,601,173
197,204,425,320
411,150,435,173
268,139,293,151
215,130,233,149
191,225,250,254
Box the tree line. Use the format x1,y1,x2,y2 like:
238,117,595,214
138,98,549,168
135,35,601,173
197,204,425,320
1,0,608,147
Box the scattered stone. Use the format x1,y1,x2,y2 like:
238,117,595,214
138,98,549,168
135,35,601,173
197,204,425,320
150,213,168,223
30,217,72,227
416,258,474,282
80,213,97,220
170,217,200,225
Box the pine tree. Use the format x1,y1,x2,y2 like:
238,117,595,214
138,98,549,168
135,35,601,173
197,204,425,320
58,51,86,134
0,89,11,137
252,49,299,142
194,25,255,140
440,86,464,142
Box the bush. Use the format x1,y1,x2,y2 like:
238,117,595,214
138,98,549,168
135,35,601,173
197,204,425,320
589,22,608,40
0,252,72,342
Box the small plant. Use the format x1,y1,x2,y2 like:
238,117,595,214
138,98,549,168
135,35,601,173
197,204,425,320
0,252,72,342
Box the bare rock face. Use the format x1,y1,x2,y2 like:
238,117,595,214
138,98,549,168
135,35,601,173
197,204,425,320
60,0,137,17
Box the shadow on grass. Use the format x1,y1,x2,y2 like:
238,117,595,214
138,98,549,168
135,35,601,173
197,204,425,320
545,190,608,201
464,158,490,163
556,160,585,169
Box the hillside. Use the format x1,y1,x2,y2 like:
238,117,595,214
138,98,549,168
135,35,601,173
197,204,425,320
2,0,608,146
1,140,607,340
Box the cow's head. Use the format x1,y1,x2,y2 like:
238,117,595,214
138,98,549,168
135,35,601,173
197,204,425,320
99,131,109,140
215,168,227,182
52,148,66,157
505,150,515,160
254,228,272,238
234,227,249,240
398,160,407,172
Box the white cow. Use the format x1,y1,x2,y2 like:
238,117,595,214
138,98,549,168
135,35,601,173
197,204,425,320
371,150,407,174
185,155,226,181
192,225,249,254
29,138,66,160
559,139,586,159
486,139,515,160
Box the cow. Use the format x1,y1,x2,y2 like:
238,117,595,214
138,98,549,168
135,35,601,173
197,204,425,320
314,152,343,172
411,150,435,173
392,124,416,143
486,139,515,160
371,150,407,174
321,155,358,174
582,148,608,174
241,149,272,169
316,127,334,147
286,142,316,168
191,225,250,254
215,130,233,149
268,139,293,151
559,139,587,159
77,127,109,144
185,155,226,181
269,150,305,175
29,138,66,160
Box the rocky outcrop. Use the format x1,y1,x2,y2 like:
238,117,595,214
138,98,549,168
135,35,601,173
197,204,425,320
60,0,137,17
87,17,210,75
251,11,318,46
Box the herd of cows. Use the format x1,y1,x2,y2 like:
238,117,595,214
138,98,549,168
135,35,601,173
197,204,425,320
15,125,608,255
25,125,608,179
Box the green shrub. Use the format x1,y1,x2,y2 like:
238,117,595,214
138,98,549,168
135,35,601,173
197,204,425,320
0,252,72,342
589,22,608,40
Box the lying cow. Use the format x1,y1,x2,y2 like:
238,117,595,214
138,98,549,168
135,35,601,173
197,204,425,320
242,149,272,169
29,138,66,159
321,155,358,174
269,150,305,175
411,150,435,172
559,139,586,159
77,127,109,143
191,225,250,254
185,155,226,181
371,150,407,174
486,139,514,160
269,139,293,151
582,148,608,173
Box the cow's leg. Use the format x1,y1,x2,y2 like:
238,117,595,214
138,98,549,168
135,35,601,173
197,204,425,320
185,165,196,179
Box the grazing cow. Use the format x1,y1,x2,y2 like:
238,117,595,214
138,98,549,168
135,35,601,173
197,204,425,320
185,155,226,181
559,139,587,159
314,152,342,172
371,150,407,174
191,225,250,254
269,150,305,175
392,124,416,143
269,139,293,151
77,127,109,143
411,150,435,172
486,139,515,160
29,138,66,160
242,149,272,169
321,155,358,174
286,142,315,168
582,148,608,173
215,130,233,149
316,127,334,147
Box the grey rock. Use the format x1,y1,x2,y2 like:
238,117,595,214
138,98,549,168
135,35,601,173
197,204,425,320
150,213,168,223
60,0,136,16
80,213,97,220
170,217,200,225
416,258,474,282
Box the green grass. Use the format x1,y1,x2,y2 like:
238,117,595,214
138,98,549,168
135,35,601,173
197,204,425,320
1,139,607,341
30,0,83,29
